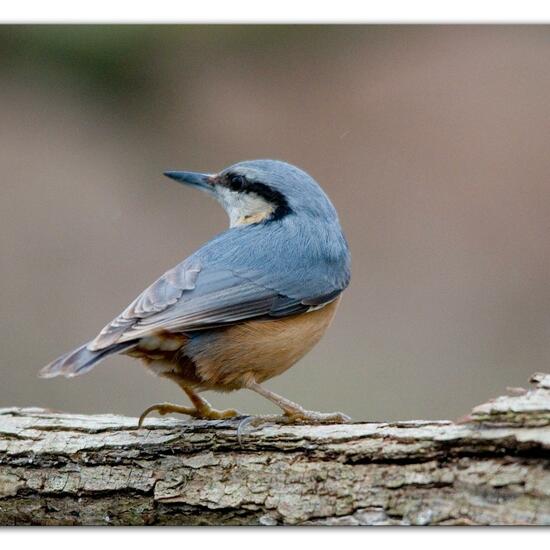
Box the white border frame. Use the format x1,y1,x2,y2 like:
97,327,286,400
2,1,550,23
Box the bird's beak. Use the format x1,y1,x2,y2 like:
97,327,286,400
163,171,215,192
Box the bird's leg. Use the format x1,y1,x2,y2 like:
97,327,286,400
138,380,239,427
180,385,239,420
245,380,351,424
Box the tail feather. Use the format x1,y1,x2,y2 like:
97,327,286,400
39,341,134,379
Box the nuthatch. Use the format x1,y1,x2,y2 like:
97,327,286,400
40,160,351,425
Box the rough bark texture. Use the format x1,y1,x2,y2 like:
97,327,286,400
1,373,549,525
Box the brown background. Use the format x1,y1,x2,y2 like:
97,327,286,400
1,25,550,421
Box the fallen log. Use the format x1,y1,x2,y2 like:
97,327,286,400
0,373,549,525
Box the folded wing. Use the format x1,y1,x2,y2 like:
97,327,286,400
87,261,320,352
87,222,349,353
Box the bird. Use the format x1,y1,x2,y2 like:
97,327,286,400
40,159,351,426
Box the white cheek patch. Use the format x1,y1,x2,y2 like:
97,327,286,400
216,188,275,227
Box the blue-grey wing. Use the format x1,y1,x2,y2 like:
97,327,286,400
88,261,202,349
88,262,340,350
89,224,349,351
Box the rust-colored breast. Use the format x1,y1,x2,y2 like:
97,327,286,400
127,298,342,392
188,297,341,391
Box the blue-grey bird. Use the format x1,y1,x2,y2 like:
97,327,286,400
40,159,351,425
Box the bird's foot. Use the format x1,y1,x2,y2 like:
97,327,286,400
243,408,351,429
195,401,240,421
283,408,351,424
137,402,239,428
236,409,351,445
243,380,350,426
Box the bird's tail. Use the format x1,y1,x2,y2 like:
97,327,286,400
39,341,135,379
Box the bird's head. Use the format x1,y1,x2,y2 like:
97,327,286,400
164,159,338,228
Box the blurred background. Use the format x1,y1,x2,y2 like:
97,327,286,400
1,25,550,421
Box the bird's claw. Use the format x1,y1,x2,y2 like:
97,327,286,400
284,410,352,424
235,409,351,445
137,402,239,428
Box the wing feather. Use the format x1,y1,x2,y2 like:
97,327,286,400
88,261,201,350
87,222,349,352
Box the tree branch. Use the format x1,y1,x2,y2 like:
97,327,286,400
1,373,549,525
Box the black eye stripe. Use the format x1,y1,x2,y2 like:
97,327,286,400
223,172,292,221
228,174,246,191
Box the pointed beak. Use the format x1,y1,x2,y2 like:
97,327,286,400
163,171,215,192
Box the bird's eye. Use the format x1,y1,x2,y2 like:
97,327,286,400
228,174,246,191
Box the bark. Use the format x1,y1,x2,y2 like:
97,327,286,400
1,373,549,526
